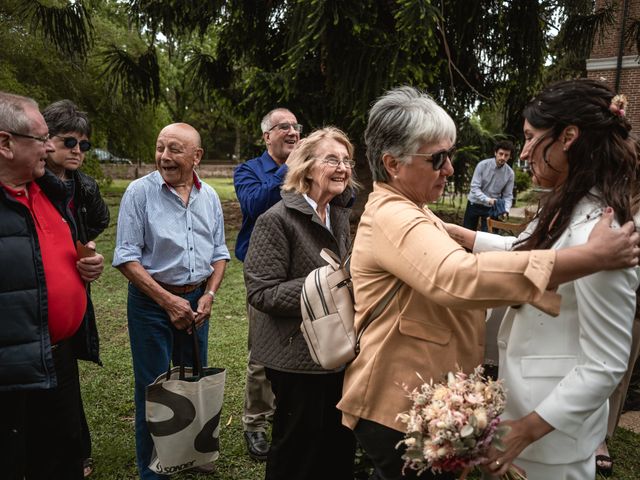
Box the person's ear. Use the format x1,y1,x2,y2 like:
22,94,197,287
382,153,400,178
263,131,270,145
561,125,580,150
193,147,204,166
0,131,13,159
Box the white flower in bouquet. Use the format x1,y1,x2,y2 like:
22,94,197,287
397,365,525,479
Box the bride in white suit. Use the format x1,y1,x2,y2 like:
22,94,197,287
447,79,640,480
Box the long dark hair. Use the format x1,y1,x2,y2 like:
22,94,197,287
515,79,639,250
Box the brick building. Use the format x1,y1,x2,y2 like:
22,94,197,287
586,0,640,134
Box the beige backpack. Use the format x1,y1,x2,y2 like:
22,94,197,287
300,248,401,369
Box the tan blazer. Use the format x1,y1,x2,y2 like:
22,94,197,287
338,182,557,432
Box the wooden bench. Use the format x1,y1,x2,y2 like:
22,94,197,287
486,217,528,236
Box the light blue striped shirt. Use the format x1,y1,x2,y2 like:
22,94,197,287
113,170,230,284
467,157,515,211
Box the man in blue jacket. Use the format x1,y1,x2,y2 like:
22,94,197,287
0,92,104,479
233,108,301,460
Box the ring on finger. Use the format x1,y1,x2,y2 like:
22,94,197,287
494,460,501,467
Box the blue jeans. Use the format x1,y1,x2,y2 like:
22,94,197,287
127,283,209,480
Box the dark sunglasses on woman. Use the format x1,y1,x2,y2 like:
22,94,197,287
56,135,91,152
405,146,456,170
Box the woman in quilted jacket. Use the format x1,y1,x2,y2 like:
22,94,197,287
243,126,358,480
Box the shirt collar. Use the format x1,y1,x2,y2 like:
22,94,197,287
192,172,202,190
157,170,202,191
303,193,331,225
1,180,39,198
260,151,281,172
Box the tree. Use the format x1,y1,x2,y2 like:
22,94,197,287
0,0,170,165
120,0,633,145
4,0,637,168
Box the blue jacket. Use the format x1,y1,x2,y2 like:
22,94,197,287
233,151,288,261
488,198,508,219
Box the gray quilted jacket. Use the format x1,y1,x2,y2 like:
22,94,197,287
244,188,352,373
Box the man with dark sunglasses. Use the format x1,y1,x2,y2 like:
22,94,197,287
463,140,515,232
233,108,302,461
38,99,110,478
0,92,105,479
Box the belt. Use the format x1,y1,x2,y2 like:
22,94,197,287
156,280,206,295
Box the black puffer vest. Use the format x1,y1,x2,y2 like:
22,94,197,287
0,187,57,390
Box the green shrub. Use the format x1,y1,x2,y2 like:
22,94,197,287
81,153,112,188
514,168,531,193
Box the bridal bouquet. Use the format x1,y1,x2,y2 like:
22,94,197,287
397,366,526,479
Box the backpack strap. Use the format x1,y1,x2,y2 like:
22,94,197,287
320,248,342,270
320,247,401,356
354,280,403,354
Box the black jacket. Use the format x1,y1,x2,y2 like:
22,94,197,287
37,169,109,365
38,169,110,243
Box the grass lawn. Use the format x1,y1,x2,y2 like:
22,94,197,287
82,178,640,479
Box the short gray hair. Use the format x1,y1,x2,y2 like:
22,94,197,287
0,92,38,134
43,99,91,137
365,86,456,182
260,108,294,133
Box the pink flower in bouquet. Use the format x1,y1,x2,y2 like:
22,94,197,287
397,366,525,479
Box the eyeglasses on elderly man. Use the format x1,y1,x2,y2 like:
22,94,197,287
6,130,51,144
269,122,303,133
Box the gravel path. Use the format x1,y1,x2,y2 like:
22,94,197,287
620,410,640,433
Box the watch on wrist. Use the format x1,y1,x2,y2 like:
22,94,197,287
206,290,215,300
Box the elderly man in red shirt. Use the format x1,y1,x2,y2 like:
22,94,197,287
0,91,104,480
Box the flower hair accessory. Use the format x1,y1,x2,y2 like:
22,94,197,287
609,94,628,117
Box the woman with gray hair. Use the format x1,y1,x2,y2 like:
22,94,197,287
336,86,640,480
38,99,109,478
244,126,358,480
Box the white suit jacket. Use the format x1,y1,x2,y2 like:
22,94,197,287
474,194,639,464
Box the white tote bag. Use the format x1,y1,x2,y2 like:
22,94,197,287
146,331,225,475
